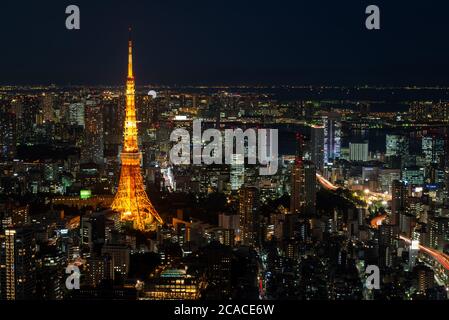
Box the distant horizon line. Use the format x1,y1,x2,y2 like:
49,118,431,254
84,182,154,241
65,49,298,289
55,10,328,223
2,83,449,89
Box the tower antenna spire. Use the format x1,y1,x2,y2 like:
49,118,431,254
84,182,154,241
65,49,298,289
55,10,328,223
128,27,133,78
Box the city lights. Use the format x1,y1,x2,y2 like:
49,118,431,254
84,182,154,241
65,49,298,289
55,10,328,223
1,1,449,308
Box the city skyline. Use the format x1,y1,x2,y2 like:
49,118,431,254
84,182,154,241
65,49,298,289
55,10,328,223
1,0,449,309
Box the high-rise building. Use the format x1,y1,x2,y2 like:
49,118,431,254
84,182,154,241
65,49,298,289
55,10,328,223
68,103,85,127
85,256,112,287
0,228,36,300
101,244,130,282
218,213,240,241
409,240,420,269
80,216,93,249
310,125,324,172
111,32,163,231
37,253,65,300
291,134,316,215
323,113,341,164
0,110,16,160
290,161,316,215
391,180,407,226
402,166,425,186
82,101,104,165
230,153,245,191
378,224,394,269
41,94,54,123
413,264,435,293
103,100,123,145
209,228,235,247
386,134,409,166
422,136,445,165
349,142,369,162
21,97,40,142
239,186,260,247
428,216,449,251
378,169,401,194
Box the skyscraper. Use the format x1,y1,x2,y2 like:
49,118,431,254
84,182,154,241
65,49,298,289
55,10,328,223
68,103,85,127
349,141,369,162
323,113,341,164
0,228,36,300
422,136,445,165
413,264,435,294
386,134,407,156
41,94,54,123
428,216,449,251
0,110,16,160
111,31,163,231
101,244,130,282
291,134,316,215
230,153,245,191
82,101,104,165
239,186,260,247
290,161,316,215
310,125,324,172
391,180,407,226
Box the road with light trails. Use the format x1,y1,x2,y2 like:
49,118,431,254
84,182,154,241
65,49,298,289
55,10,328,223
316,173,391,200
316,173,339,191
400,235,449,271
370,214,387,228
315,173,449,272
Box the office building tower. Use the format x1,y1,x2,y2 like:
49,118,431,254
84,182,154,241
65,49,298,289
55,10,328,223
428,216,449,251
323,113,341,164
378,169,401,194
239,186,260,247
310,125,324,172
103,101,123,145
230,153,245,191
290,161,316,215
0,228,36,300
391,180,407,226
68,103,85,127
82,101,104,165
291,133,316,215
41,94,54,123
101,244,130,282
402,166,425,186
413,264,435,293
349,142,369,162
422,136,445,165
80,217,93,249
386,134,409,156
0,110,16,160
409,240,420,269
85,256,112,287
218,213,240,241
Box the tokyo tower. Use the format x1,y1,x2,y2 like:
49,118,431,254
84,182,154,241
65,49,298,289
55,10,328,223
111,31,163,231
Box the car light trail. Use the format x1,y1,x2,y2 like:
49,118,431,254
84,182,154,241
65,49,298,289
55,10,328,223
400,235,449,271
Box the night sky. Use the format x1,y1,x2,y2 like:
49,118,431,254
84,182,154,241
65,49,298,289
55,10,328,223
2,0,449,85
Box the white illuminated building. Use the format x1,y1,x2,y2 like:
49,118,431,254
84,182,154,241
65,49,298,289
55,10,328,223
230,154,244,191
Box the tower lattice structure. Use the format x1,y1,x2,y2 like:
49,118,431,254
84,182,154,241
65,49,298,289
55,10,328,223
111,32,163,231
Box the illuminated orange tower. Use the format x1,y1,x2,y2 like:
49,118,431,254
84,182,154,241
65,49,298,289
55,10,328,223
111,31,163,231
